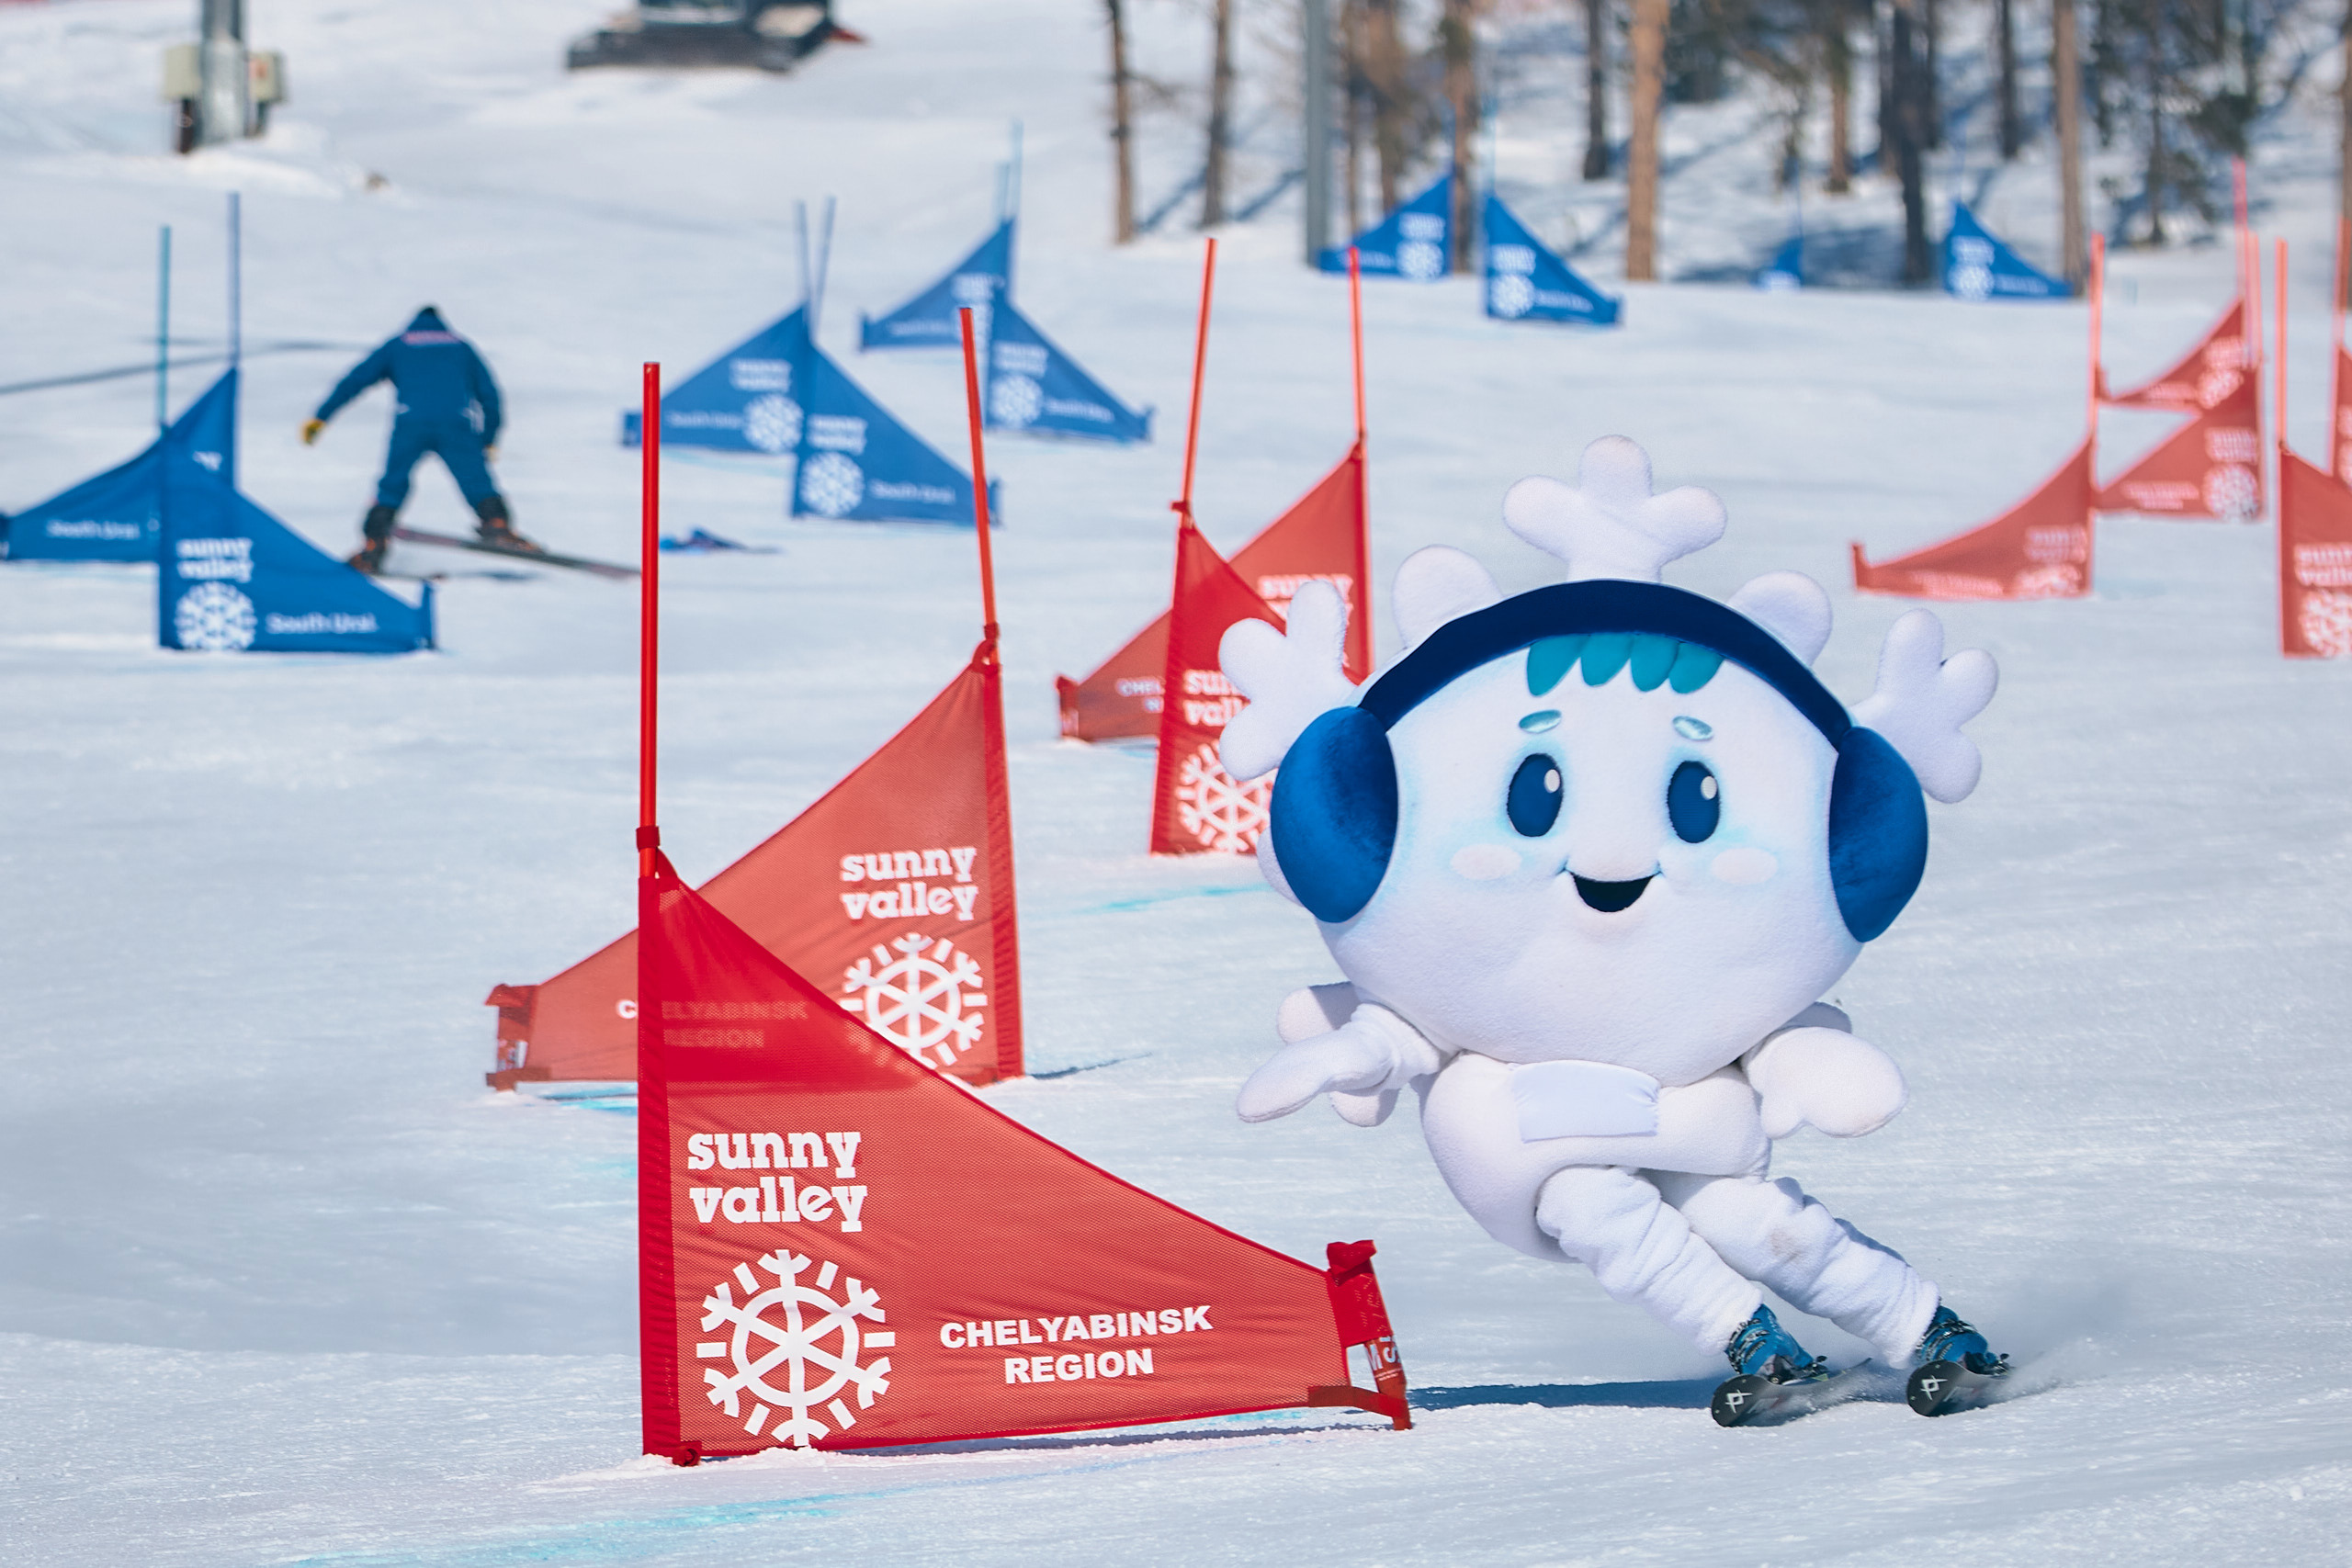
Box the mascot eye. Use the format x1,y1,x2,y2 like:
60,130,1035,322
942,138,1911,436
1507,754,1565,837
1668,761,1721,842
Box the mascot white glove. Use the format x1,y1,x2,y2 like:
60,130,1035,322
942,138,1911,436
1238,1001,1446,1124
1743,1021,1908,1140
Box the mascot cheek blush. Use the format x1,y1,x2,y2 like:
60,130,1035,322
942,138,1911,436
1222,436,2013,1419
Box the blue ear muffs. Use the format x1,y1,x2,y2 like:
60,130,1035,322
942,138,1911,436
1826,728,1929,942
1267,580,1931,941
1271,707,1398,925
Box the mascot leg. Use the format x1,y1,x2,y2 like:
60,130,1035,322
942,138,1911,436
1533,1166,1762,1353
1653,1172,1939,1365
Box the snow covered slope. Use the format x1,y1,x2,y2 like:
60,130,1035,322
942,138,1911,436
3,1,2349,1562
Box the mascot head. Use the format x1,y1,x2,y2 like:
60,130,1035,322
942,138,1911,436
1219,436,1997,1082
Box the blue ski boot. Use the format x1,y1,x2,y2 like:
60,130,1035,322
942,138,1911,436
1905,1304,2010,1416
1710,1304,1832,1427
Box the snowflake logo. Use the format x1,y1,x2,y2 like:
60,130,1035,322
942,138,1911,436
1176,742,1272,854
842,933,988,1068
2009,563,2084,599
2197,367,2244,409
696,1249,893,1449
175,581,255,651
2300,589,2352,657
989,372,1043,429
799,451,865,518
1487,273,1535,319
1950,262,1995,301
744,393,803,454
2203,464,2258,522
1397,239,1444,282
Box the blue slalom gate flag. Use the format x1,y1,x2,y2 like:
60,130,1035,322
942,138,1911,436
1321,174,1452,280
1756,232,1804,290
1481,195,1623,325
1942,204,2069,301
790,337,1000,526
157,452,433,655
621,309,813,453
5,370,238,562
984,298,1151,444
860,219,1017,350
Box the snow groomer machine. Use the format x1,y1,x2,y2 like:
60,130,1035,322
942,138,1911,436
567,1,846,73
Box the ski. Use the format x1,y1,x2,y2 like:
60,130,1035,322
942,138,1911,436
390,525,638,579
1905,1359,2008,1417
1711,1362,1882,1427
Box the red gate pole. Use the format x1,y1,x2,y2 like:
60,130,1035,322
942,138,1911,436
1173,238,1218,531
2335,218,2348,421
2087,234,2106,434
2278,238,2295,656
2278,238,2290,465
1350,245,1367,448
956,308,1001,638
639,362,662,874
635,359,684,1463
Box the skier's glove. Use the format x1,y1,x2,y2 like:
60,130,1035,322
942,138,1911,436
300,419,324,446
482,445,499,463
1744,1025,1906,1140
1238,1003,1442,1124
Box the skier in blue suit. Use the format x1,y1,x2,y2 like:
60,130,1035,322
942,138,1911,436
303,306,538,571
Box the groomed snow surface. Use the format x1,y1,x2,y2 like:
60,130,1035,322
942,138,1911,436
5,1,2350,1562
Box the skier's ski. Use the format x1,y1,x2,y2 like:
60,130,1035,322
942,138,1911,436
390,526,638,579
372,569,539,583
1905,1359,2008,1417
1711,1362,1882,1427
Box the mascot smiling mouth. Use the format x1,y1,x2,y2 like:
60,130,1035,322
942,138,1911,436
1572,874,1653,912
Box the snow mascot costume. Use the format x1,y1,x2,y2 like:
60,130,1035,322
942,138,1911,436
1222,436,2011,1423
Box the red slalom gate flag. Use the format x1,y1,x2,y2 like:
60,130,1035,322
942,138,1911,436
489,642,1023,1089
1149,525,1284,855
634,858,1410,1459
2101,296,2256,412
1852,439,2096,600
1056,447,1371,741
2278,449,2352,657
2094,381,2264,520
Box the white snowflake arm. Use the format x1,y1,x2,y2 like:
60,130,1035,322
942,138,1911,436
1740,1006,1907,1140
1219,580,1354,782
1849,609,1998,804
1237,1003,1448,1124
1276,981,1402,1126
1501,436,1725,583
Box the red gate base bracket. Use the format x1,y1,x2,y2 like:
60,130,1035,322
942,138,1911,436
1307,1383,1411,1428
485,1066,553,1091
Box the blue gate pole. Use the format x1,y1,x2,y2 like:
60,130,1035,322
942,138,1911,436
227,190,242,370
156,225,173,433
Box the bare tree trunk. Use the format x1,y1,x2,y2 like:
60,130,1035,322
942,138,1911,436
1107,0,1136,243
1922,0,1942,151
1997,0,2020,159
1202,0,1237,227
2143,43,2165,245
1826,0,1853,193
2341,0,2352,254
1442,0,1477,271
2055,0,2086,287
1343,0,1365,233
1584,0,1611,179
1365,0,1406,211
1891,0,1931,282
1625,0,1668,281
1876,2,1895,162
